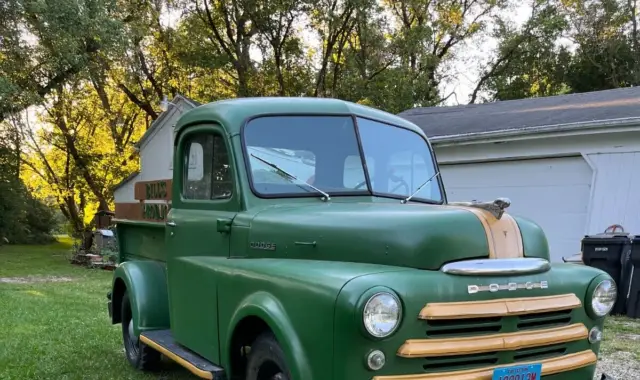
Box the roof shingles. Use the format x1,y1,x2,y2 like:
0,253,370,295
398,87,640,138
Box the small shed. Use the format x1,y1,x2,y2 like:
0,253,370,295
399,87,640,262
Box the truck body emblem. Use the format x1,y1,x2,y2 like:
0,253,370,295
449,197,511,219
250,241,276,251
468,280,548,294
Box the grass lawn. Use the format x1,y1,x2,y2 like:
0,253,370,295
601,315,640,360
1,239,639,379
0,237,192,380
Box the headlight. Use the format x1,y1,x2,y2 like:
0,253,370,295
591,279,617,317
363,292,402,338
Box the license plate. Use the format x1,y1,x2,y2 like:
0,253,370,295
492,363,542,380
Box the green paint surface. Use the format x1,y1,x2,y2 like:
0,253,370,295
111,97,612,380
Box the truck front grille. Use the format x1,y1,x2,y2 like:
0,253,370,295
425,308,574,338
423,351,499,371
517,310,573,330
396,294,588,375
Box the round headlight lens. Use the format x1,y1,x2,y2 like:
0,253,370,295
591,279,617,317
363,292,401,338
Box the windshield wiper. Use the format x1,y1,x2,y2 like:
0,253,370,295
401,172,440,204
250,154,331,201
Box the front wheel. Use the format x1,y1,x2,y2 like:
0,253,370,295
121,292,161,371
245,332,291,380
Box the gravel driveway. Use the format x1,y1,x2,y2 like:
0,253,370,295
593,316,640,379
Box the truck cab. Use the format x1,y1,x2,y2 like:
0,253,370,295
108,97,617,380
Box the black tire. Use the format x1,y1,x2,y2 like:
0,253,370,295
121,292,162,371
245,332,292,380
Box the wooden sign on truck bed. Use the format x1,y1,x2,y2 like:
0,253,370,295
114,179,172,222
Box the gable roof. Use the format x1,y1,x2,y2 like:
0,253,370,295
111,170,139,192
398,86,640,142
135,94,201,149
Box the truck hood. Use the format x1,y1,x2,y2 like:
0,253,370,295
245,202,548,270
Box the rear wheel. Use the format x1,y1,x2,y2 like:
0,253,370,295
245,332,291,380
121,292,161,371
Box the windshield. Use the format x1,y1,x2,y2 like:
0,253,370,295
357,117,443,202
243,115,443,202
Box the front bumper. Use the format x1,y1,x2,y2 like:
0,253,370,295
372,350,596,379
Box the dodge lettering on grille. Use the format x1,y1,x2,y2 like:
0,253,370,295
468,280,548,294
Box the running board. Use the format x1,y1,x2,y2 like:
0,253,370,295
140,330,226,380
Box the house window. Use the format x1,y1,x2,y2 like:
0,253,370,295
182,133,233,200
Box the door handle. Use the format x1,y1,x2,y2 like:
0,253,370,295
166,221,177,227
216,218,232,233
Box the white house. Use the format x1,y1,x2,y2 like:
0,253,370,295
112,95,201,219
399,87,640,262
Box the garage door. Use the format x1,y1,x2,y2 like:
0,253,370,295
439,156,593,262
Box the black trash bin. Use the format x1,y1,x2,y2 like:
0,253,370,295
626,236,640,318
581,231,632,316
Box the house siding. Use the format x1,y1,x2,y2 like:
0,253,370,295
433,130,640,164
434,130,640,238
586,152,640,234
113,173,138,204
139,109,180,182
113,99,195,204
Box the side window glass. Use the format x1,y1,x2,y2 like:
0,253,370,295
212,135,233,199
183,133,233,200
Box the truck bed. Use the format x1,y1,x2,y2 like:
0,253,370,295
115,219,166,262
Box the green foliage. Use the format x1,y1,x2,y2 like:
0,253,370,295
0,0,128,122
477,0,640,101
0,134,57,245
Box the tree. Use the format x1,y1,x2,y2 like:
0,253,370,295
19,81,144,235
0,0,128,122
471,1,572,102
0,119,56,244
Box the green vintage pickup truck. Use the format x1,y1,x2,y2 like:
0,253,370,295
108,97,618,380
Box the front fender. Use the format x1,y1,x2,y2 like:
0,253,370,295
225,291,312,380
111,260,170,336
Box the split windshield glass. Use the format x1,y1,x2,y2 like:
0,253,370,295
243,115,443,203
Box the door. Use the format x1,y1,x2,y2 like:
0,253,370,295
440,156,593,262
165,123,239,363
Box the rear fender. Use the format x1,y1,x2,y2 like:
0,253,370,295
111,260,170,336
225,291,313,380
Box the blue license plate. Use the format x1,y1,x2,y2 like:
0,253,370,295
492,363,542,380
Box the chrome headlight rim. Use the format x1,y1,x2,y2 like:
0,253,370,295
586,275,618,319
357,287,403,340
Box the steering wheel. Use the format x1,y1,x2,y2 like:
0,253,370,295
354,177,410,194
390,179,409,194
354,180,368,190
